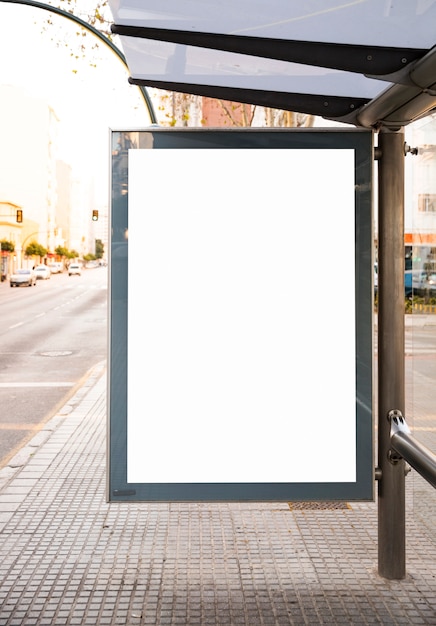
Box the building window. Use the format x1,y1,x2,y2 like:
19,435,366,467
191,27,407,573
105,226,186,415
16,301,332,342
418,193,436,212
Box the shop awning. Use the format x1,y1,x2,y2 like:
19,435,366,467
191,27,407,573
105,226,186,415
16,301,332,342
108,0,436,128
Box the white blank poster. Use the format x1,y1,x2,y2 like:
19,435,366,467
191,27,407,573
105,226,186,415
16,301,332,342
127,148,356,484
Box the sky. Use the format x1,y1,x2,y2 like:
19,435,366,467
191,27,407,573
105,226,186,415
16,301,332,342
0,1,347,207
0,2,155,203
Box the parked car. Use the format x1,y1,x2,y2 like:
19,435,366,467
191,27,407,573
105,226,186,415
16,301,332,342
420,272,436,296
68,263,81,276
34,265,51,280
404,270,431,297
9,268,37,287
48,262,63,274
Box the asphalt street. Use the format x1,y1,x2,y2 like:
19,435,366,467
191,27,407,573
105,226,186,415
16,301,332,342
0,267,107,467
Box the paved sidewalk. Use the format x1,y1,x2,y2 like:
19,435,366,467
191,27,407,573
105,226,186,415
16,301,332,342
0,361,435,625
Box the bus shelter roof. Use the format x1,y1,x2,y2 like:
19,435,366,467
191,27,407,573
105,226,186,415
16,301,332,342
108,0,436,129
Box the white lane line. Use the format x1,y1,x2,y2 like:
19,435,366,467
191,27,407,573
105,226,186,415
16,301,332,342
0,382,75,388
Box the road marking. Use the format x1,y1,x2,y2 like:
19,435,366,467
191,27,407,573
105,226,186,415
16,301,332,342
0,382,74,388
0,424,41,430
9,322,24,329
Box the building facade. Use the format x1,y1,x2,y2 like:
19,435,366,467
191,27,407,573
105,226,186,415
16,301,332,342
405,114,436,276
0,85,59,261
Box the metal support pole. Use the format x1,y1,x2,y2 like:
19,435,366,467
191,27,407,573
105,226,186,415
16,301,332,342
377,128,406,580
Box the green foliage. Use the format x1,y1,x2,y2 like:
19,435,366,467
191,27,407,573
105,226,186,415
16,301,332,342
25,241,47,257
55,245,69,257
0,240,15,252
406,295,436,314
83,253,96,261
55,246,79,260
95,238,104,259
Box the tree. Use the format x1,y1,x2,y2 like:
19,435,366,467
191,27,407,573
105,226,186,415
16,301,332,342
42,1,112,53
25,241,48,258
200,99,314,128
55,245,70,258
55,245,79,260
1,240,15,252
95,238,104,259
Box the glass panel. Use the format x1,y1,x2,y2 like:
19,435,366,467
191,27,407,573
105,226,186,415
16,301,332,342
110,0,436,49
120,36,387,98
406,114,436,541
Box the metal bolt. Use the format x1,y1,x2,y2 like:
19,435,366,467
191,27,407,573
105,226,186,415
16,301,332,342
388,449,402,465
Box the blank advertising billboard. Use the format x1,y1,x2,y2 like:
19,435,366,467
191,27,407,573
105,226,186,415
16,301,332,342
108,128,374,502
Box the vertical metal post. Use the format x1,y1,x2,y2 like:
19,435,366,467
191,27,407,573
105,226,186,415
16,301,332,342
377,128,406,579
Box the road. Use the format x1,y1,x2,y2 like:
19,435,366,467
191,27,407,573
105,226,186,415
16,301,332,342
1,270,435,490
0,266,107,468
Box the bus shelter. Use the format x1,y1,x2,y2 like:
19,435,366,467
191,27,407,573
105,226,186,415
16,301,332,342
107,0,436,580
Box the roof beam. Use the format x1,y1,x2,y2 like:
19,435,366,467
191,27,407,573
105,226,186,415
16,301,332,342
357,45,436,129
128,77,369,120
112,24,426,77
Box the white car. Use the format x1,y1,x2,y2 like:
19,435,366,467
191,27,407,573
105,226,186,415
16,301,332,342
48,262,63,274
34,265,51,280
68,263,81,276
10,268,37,287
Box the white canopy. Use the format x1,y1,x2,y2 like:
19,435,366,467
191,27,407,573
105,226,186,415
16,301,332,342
108,0,436,128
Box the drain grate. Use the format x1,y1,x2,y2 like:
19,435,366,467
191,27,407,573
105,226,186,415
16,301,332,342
288,501,351,510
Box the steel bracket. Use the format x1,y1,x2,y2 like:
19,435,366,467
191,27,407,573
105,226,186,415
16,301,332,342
388,409,411,435
387,410,410,465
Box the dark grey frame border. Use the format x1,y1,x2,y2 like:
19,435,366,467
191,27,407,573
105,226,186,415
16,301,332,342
107,127,374,503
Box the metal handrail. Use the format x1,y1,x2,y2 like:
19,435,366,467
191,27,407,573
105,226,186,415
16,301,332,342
388,410,436,489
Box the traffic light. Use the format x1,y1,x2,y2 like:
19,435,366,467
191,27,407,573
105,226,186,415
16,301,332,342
92,210,99,221
16,209,23,223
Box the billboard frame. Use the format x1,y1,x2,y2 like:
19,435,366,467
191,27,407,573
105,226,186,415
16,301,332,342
107,127,374,502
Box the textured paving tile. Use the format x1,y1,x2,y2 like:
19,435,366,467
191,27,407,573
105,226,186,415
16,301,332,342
0,362,434,625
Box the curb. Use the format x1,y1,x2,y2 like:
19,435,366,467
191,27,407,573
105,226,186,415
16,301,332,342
0,360,106,495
